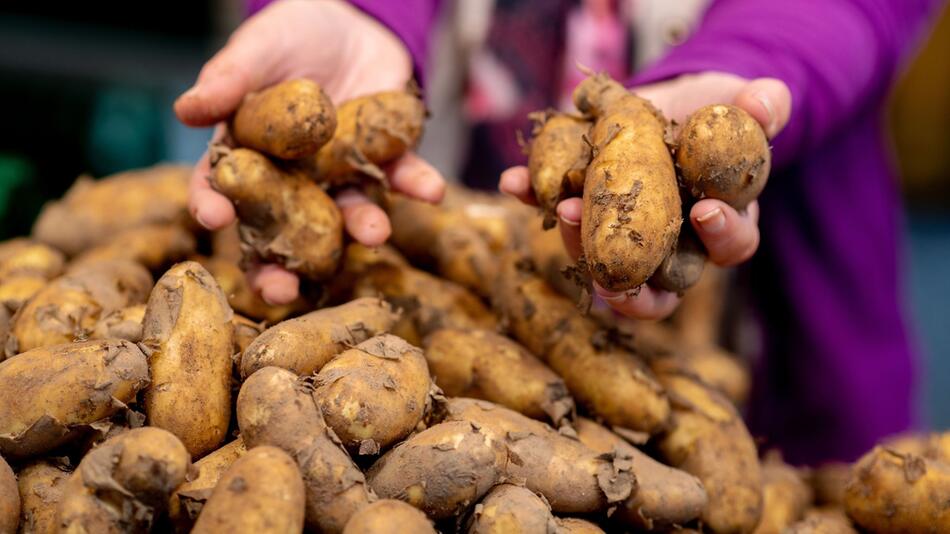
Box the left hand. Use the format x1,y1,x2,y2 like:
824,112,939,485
499,72,791,319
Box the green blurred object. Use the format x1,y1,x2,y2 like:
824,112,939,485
87,86,164,176
0,153,32,220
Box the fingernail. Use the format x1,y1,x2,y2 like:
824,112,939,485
697,207,725,234
753,92,777,137
559,215,580,227
180,85,201,100
195,208,213,230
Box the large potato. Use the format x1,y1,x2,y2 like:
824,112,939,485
342,500,436,534
466,484,556,534
192,446,306,534
0,339,149,459
169,438,247,529
15,459,71,534
142,261,234,458
240,297,398,378
423,328,574,425
56,427,191,533
314,334,431,454
237,367,371,533
6,259,152,356
32,164,190,256
0,454,17,534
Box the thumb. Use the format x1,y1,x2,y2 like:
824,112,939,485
733,77,791,139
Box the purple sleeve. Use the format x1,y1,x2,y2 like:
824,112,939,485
632,0,939,168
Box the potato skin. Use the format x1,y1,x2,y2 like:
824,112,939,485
232,314,263,354
314,334,431,454
6,259,152,357
57,427,191,534
192,446,306,534
90,304,146,342
71,223,196,271
676,104,770,209
0,454,18,534
556,518,605,534
655,371,763,534
467,484,556,534
342,500,436,534
786,508,857,534
844,445,950,533
237,367,371,533
240,297,398,378
210,147,344,280
528,111,592,229
169,437,247,530
753,454,813,534
0,339,149,459
16,459,71,534
142,261,234,458
573,417,707,531
32,164,190,256
232,79,337,159
493,256,670,434
0,240,64,280
423,328,574,425
573,74,681,291
649,222,706,293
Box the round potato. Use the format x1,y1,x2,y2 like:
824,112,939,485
343,500,436,534
467,484,555,534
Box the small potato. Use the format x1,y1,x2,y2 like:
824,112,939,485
314,334,431,454
71,223,196,271
573,417,707,531
240,297,398,378
844,445,950,533
6,259,152,357
556,518,606,534
649,222,706,293
754,453,814,534
343,500,436,534
210,147,344,280
0,454,18,534
527,111,592,229
169,438,247,529
192,446,306,534
367,420,508,520
676,104,771,209
232,79,337,160
237,367,371,533
0,275,48,313
310,89,425,184
232,314,263,354
16,459,71,534
90,304,146,342
142,262,234,458
200,256,303,323
0,339,149,459
0,240,64,280
424,328,574,425
32,164,190,256
786,508,857,534
467,484,556,534
57,427,191,533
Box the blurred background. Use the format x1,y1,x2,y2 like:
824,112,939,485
0,1,947,424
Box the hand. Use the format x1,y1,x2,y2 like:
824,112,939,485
174,0,445,304
500,72,791,319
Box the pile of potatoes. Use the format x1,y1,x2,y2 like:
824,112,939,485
0,76,928,534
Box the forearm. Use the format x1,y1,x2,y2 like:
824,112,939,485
633,0,938,168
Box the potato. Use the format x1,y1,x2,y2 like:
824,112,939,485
654,371,763,534
6,259,152,356
467,484,556,534
232,314,263,354
527,111,591,229
573,417,707,530
649,222,706,293
786,508,857,534
810,463,851,507
342,500,436,534
57,427,191,533
844,444,950,533
32,164,190,256
90,304,146,342
354,262,497,346
671,264,728,347
526,221,581,301
367,420,508,520
15,459,71,534
493,256,670,434
210,147,344,280
71,223,196,270
200,256,303,323
142,261,234,458
441,399,635,514
0,454,17,534
237,367,371,533
0,276,48,313
753,453,813,534
0,339,149,459
676,104,770,209
169,437,247,530
309,89,425,184
0,240,64,280
0,308,8,364
572,74,681,292
240,297,398,379
192,445,306,534
423,328,574,425
314,334,431,454
555,518,605,534
232,79,337,160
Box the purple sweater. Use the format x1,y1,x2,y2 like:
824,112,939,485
251,0,939,463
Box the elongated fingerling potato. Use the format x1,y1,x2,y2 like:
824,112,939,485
169,438,247,530
528,111,592,229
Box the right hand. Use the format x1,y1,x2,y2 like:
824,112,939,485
174,0,445,305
